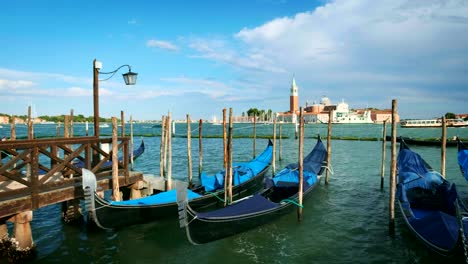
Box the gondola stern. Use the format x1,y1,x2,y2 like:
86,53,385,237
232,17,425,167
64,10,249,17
176,182,202,245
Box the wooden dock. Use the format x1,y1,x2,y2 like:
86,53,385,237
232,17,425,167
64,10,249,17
0,136,144,249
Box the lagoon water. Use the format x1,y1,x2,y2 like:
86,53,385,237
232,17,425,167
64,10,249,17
2,123,468,263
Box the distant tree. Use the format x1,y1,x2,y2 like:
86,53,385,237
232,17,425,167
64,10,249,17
445,112,456,119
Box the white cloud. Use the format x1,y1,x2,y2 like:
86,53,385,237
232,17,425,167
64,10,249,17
185,0,468,117
146,39,179,51
0,79,35,89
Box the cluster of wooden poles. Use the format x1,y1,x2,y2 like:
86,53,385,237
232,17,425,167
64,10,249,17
383,99,449,233
155,107,333,221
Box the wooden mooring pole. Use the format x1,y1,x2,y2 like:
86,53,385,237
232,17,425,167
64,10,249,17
253,116,256,158
187,114,193,187
11,211,33,249
223,108,227,169
10,115,16,140
325,110,332,185
272,117,277,175
160,115,166,178
70,109,74,137
227,108,234,204
130,115,134,169
121,111,125,137
441,116,447,178
389,99,397,233
167,113,172,190
198,119,203,180
298,107,304,222
380,120,388,189
111,117,121,201
279,124,282,161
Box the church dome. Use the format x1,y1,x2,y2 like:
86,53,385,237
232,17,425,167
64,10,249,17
321,96,331,105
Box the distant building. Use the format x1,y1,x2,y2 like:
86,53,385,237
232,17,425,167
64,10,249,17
276,77,399,123
456,114,468,120
0,116,9,124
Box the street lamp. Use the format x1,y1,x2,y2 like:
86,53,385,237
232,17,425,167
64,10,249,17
93,59,137,137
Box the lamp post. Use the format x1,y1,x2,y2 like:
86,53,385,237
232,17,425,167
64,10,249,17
92,59,138,138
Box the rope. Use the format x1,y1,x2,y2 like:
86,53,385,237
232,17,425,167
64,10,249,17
322,164,334,175
205,191,225,203
280,199,304,208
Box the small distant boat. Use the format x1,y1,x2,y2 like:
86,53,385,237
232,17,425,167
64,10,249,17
177,137,327,245
211,115,222,125
397,139,467,256
386,136,458,147
400,118,468,128
457,138,468,181
99,123,110,128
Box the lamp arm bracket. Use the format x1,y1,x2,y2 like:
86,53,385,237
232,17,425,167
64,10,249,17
98,64,132,82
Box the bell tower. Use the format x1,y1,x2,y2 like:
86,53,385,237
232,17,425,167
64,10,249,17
289,76,299,113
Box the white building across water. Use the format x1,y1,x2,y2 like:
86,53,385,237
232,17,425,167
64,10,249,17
276,77,398,124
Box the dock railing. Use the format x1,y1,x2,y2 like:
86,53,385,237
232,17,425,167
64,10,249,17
0,136,131,219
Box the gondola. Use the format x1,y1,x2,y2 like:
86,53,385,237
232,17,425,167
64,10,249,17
82,140,273,230
386,136,458,147
396,139,467,256
457,138,468,181
177,137,327,245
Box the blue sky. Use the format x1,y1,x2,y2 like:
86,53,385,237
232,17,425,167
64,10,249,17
1,0,467,121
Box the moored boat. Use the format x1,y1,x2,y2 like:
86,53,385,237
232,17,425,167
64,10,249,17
397,139,467,256
386,136,459,147
82,140,273,229
457,138,468,181
177,137,327,245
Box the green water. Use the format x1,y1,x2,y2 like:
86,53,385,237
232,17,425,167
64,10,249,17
2,123,468,263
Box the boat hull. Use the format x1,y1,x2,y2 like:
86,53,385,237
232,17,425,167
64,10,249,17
86,166,270,229
185,179,320,245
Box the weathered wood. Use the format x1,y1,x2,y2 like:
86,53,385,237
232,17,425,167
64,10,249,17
0,223,8,239
167,113,173,191
130,115,134,169
164,116,169,179
298,107,304,222
112,117,120,201
12,211,33,249
10,115,16,140
187,114,193,187
160,115,166,178
223,109,228,205
325,110,332,184
272,117,276,176
27,106,33,140
64,116,69,138
227,108,234,204
441,116,447,178
389,99,397,233
0,172,143,219
253,116,256,158
70,109,74,137
279,124,282,161
199,119,203,179
223,108,227,169
121,110,125,137
381,120,387,189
